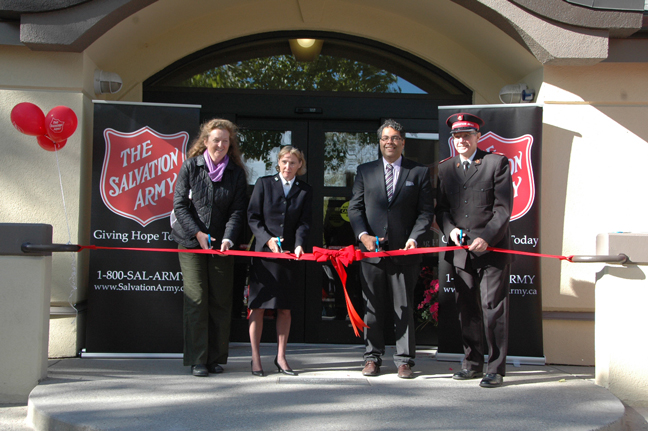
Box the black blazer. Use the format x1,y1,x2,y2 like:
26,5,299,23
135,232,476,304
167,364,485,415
348,157,434,265
435,148,513,269
247,174,313,253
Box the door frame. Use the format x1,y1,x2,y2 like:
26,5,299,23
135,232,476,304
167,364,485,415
143,89,471,344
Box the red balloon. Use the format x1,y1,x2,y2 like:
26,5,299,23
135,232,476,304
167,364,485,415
45,106,78,142
37,135,67,152
10,102,46,136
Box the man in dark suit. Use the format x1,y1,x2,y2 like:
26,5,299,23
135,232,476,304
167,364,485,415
435,113,513,388
348,119,434,379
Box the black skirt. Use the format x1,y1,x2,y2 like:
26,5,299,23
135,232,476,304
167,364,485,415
248,257,304,309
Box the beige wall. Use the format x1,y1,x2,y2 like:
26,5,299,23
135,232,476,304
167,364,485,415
596,264,648,408
0,46,87,305
84,0,538,103
0,45,96,356
539,63,648,313
543,319,595,366
0,254,51,402
2,0,646,363
538,63,648,364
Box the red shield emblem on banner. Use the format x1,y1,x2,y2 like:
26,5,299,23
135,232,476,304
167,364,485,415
448,132,534,221
100,127,188,226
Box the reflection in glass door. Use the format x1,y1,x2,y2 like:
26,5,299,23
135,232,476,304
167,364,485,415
320,129,377,331
323,131,378,187
301,121,375,343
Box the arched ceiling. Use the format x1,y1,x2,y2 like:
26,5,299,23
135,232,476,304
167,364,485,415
82,0,541,102
3,0,643,102
9,0,643,58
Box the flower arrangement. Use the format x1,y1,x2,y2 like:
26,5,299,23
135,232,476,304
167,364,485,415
415,266,439,329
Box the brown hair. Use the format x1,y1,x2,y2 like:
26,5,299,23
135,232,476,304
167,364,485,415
378,118,405,138
187,119,246,175
275,146,307,176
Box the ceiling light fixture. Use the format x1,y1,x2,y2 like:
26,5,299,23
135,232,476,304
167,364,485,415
289,39,323,62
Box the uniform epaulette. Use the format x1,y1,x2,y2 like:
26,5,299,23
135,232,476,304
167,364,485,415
490,151,506,157
439,156,453,164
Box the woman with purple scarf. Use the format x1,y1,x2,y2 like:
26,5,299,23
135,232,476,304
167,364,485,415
171,118,247,377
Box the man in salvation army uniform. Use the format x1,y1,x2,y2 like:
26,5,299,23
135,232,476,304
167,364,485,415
435,113,513,388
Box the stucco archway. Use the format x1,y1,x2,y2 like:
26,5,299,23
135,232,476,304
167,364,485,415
78,0,540,104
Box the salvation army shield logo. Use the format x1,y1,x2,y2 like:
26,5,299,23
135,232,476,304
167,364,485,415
100,127,189,226
447,132,535,221
49,118,65,133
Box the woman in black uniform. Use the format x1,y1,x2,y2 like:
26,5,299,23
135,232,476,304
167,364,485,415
247,146,312,376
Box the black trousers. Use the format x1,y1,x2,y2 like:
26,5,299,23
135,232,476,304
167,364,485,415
178,246,234,367
360,259,419,367
454,261,510,376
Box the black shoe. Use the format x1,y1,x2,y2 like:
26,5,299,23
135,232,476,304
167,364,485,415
452,369,484,380
480,373,504,388
274,356,298,376
191,364,208,377
207,363,224,374
251,361,265,377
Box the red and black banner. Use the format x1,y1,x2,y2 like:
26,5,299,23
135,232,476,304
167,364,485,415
86,101,199,353
437,104,544,363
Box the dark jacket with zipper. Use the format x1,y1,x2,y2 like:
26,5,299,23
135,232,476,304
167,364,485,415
171,154,247,249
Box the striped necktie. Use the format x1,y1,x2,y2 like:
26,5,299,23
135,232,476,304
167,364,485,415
386,163,394,202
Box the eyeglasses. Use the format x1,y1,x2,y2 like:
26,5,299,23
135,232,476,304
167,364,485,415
380,136,404,143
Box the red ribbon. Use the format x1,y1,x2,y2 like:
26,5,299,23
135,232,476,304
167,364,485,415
76,243,573,336
312,245,367,336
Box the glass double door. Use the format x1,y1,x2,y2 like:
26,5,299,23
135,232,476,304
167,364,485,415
229,118,440,345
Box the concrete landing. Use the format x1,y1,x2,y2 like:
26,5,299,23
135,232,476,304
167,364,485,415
20,344,633,430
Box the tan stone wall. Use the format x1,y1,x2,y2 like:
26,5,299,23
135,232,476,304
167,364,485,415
539,63,648,364
0,254,51,402
0,46,97,356
596,264,648,408
84,0,537,104
540,63,648,311
543,319,595,365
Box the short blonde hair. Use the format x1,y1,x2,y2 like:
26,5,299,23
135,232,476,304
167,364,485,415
275,146,307,176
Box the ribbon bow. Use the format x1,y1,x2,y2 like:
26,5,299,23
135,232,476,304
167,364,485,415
312,245,368,336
